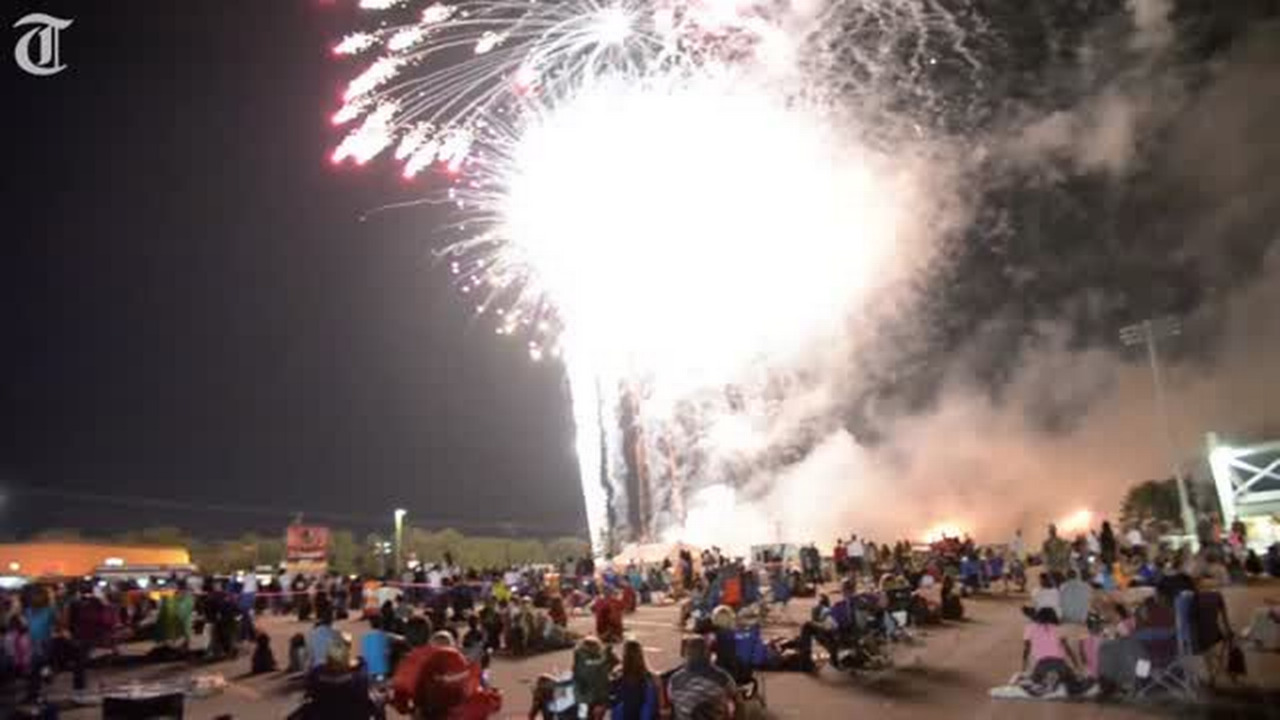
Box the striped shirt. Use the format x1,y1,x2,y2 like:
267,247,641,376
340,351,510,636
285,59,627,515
669,662,734,720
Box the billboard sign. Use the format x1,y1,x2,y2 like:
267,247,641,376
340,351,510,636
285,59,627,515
285,525,330,574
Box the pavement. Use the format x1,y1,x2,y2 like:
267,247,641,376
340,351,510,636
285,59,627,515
28,580,1280,719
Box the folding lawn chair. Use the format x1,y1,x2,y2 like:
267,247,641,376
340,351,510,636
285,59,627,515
1134,590,1197,700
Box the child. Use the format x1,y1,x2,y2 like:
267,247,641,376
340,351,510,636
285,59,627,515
461,616,486,666
1021,607,1091,696
251,632,277,674
287,632,308,674
360,615,392,682
1077,614,1103,681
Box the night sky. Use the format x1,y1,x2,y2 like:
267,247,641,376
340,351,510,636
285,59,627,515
2,1,586,540
4,1,1278,545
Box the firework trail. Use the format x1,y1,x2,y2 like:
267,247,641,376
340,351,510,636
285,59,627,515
333,0,986,553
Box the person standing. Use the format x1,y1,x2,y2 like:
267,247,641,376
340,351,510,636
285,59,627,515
1099,522,1118,566
67,582,105,693
1010,529,1026,564
1124,524,1146,560
22,586,55,702
848,536,866,581
833,540,848,579
1042,525,1070,578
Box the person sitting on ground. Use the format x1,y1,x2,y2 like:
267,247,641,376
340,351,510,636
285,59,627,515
299,633,379,720
1077,613,1104,681
1245,549,1264,576
668,635,736,720
1058,570,1092,625
572,636,616,719
611,639,663,720
405,613,433,649
479,601,503,654
940,573,964,621
391,631,501,719
380,599,401,636
306,608,340,671
288,632,309,674
1132,557,1158,587
548,595,568,628
535,608,576,653
461,615,487,666
1026,573,1061,620
1241,599,1280,651
1021,607,1089,695
361,614,393,682
251,631,277,674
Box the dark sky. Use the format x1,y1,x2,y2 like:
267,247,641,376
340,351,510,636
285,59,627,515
1,1,586,540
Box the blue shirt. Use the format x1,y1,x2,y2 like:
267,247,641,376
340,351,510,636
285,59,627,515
24,607,54,645
830,599,854,631
307,624,339,669
360,629,390,678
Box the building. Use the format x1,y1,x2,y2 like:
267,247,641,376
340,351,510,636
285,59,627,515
0,541,191,579
1207,432,1280,551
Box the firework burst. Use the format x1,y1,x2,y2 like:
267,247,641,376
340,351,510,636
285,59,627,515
333,0,924,552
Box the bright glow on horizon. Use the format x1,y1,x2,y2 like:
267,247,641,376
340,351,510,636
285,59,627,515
1058,508,1094,535
922,522,968,544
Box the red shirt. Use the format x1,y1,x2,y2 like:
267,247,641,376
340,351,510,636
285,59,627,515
391,645,480,717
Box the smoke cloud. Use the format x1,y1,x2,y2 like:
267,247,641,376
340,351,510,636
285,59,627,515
715,3,1280,550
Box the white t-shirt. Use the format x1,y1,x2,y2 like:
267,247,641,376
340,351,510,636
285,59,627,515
427,569,443,589
1087,533,1101,555
1033,587,1061,617
375,585,402,607
849,540,865,558
1126,529,1144,546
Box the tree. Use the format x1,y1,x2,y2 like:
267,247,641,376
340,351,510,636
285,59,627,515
329,530,360,575
32,528,84,541
1120,478,1191,527
546,537,591,563
116,526,194,548
363,533,390,577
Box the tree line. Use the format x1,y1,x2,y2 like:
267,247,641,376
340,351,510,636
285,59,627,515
25,526,591,576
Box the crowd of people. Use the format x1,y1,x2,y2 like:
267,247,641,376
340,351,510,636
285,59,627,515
1,517,1278,717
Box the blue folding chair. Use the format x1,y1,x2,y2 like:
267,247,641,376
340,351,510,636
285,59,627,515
1134,590,1198,700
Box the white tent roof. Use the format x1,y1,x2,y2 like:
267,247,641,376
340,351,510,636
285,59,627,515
611,541,700,566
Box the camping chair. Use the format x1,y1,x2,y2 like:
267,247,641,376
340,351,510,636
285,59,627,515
1133,591,1198,700
102,692,185,719
713,625,767,704
535,672,577,720
732,625,769,704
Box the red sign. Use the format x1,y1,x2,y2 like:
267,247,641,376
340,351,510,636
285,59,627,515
285,525,330,565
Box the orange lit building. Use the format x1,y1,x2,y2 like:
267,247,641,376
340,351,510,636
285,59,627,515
0,542,190,579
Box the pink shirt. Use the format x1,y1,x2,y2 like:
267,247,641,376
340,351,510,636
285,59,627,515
1024,623,1065,665
1080,635,1100,677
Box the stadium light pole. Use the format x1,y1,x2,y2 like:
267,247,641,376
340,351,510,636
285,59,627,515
394,508,407,575
1119,316,1197,546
